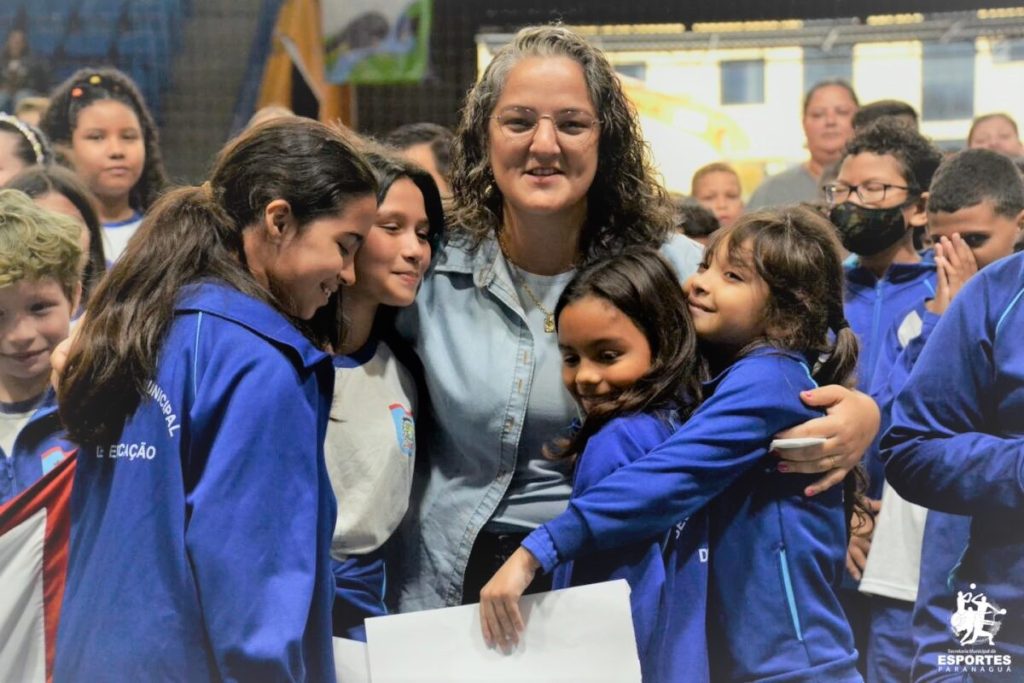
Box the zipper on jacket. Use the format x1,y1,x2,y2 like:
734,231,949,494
778,547,804,642
867,279,885,388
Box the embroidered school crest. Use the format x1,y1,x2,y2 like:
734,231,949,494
388,403,415,458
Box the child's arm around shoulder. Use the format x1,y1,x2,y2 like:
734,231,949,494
479,354,815,648
532,350,819,570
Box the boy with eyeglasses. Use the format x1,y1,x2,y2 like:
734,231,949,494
871,149,1024,683
823,119,943,682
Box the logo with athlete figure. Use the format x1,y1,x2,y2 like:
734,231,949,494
951,584,1007,647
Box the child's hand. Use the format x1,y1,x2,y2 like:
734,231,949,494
773,386,879,496
926,234,978,316
846,534,871,581
50,333,78,392
845,498,881,580
479,546,541,651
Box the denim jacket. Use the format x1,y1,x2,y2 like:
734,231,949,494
393,233,703,611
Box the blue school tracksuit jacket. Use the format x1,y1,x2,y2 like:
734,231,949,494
0,390,76,505
54,283,338,683
524,347,860,682
871,301,972,683
845,257,935,497
524,411,710,683
882,252,1024,682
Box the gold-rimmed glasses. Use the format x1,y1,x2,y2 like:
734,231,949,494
492,106,600,147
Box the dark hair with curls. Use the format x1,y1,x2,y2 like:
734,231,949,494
839,119,943,196
58,118,378,445
6,165,107,307
447,24,674,257
547,248,703,464
928,148,1024,218
702,207,871,532
0,113,53,168
39,67,168,214
852,99,918,131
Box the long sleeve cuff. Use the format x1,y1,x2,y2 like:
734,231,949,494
525,504,592,574
521,528,559,574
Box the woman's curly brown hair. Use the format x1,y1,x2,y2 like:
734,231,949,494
447,24,674,258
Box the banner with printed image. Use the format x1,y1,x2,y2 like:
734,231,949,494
322,0,432,85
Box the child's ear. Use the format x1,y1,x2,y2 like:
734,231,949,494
906,191,929,228
1014,208,1024,233
262,199,295,241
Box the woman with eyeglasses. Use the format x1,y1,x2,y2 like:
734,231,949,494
389,24,881,616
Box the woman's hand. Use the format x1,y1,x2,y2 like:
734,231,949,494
479,546,540,650
774,386,880,497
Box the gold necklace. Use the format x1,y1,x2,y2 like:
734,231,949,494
498,234,557,333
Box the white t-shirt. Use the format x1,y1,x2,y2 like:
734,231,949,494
858,306,932,603
325,339,417,559
859,481,929,602
0,396,40,457
102,212,144,263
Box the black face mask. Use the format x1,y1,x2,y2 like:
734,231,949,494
829,202,909,256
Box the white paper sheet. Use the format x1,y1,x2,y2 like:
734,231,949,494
333,637,371,683
364,579,641,682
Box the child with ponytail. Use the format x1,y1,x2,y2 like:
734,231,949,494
54,118,378,682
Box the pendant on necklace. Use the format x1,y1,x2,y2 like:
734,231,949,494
544,314,556,334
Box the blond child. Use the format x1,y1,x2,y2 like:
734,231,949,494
0,189,81,504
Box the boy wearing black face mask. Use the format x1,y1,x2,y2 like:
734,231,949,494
824,120,943,683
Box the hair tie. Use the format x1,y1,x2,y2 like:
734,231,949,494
0,113,46,165
832,318,850,331
68,73,131,119
200,181,215,200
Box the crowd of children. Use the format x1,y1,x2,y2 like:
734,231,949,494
1,22,1023,682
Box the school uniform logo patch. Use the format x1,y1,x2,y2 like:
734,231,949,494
388,403,415,458
39,445,72,476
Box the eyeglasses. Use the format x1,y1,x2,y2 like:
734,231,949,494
823,181,914,206
492,106,600,147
